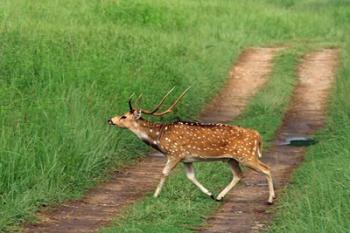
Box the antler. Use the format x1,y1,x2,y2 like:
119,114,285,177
128,93,136,111
134,93,143,109
140,87,175,114
142,87,191,116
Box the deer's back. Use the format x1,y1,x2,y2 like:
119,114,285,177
160,122,261,161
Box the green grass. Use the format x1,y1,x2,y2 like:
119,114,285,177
99,48,299,233
0,0,350,232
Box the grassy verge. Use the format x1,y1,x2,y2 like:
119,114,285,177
268,47,350,233
99,49,299,233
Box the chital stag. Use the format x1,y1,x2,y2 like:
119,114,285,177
108,88,275,203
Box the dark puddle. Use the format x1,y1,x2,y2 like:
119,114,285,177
278,136,318,147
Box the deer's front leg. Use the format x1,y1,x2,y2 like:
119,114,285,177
153,157,181,198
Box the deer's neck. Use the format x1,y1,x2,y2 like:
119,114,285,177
130,119,163,143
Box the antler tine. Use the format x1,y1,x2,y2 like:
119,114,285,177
128,93,135,111
141,87,176,114
151,86,191,116
135,93,143,108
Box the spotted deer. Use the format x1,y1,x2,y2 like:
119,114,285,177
108,88,275,203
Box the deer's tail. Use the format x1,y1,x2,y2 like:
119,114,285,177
256,135,263,158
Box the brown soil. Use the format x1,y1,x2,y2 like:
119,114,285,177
23,47,281,233
200,47,282,122
196,49,339,233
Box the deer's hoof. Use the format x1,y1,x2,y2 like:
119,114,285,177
215,197,223,202
267,200,274,205
210,194,215,200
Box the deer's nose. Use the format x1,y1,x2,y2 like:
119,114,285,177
108,119,115,125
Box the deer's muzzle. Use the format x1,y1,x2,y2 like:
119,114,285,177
107,119,115,125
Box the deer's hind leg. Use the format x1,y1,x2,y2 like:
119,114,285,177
243,159,275,204
184,162,214,199
216,159,243,201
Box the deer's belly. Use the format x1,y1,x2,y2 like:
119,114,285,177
183,154,231,163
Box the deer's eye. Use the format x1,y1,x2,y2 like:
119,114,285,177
120,116,127,119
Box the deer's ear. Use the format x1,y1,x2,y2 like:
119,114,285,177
133,109,142,119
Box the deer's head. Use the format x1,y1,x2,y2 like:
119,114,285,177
108,87,190,129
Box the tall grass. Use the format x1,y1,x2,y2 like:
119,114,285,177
0,0,349,232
